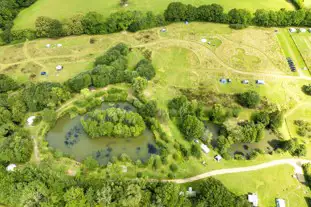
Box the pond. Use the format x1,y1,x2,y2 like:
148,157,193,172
46,102,157,165
205,122,279,157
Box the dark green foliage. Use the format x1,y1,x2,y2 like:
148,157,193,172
81,108,146,138
237,90,260,108
303,163,311,188
139,100,157,117
169,163,178,172
268,110,283,130
181,115,204,141
208,104,230,124
82,12,106,34
191,144,202,158
35,16,63,38
228,9,252,25
252,111,270,127
22,82,71,112
127,11,166,32
196,178,251,207
105,88,128,102
0,74,18,92
95,43,129,66
302,84,311,95
164,2,188,21
65,72,92,92
42,108,57,126
135,59,156,80
281,138,306,156
83,156,99,170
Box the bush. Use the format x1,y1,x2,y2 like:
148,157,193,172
229,24,248,29
191,144,202,158
237,90,260,108
169,163,178,172
137,172,143,178
83,156,99,170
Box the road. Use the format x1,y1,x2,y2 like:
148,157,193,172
161,159,311,184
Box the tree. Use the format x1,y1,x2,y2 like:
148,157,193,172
82,12,105,34
135,59,156,80
64,187,88,207
252,111,270,127
66,72,92,92
181,115,204,141
83,156,99,170
139,100,157,117
228,8,252,25
268,110,283,130
164,2,187,21
0,74,18,92
42,108,57,126
302,84,311,95
282,138,306,156
132,77,148,94
62,14,84,36
191,144,202,158
208,104,229,124
35,16,63,38
237,90,260,108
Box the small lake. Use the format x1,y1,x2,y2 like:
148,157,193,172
205,122,279,157
46,103,156,165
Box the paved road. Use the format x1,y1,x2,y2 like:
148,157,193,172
162,159,311,184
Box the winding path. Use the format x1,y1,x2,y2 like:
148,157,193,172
162,159,310,184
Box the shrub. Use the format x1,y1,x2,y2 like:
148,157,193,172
237,90,260,108
170,163,178,172
137,172,143,178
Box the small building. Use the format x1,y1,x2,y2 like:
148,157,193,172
299,28,307,33
57,43,63,47
186,187,196,197
220,78,227,84
214,155,222,162
56,65,63,71
276,198,286,207
160,28,167,32
256,80,265,85
289,28,297,33
46,44,51,48
201,38,207,43
242,80,249,84
200,144,210,154
6,164,16,172
27,116,36,126
248,193,259,207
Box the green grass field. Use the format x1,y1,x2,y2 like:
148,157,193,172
291,32,311,71
276,28,308,76
13,0,294,30
216,165,311,207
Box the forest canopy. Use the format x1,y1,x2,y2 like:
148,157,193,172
81,108,146,138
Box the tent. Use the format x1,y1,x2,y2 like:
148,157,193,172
56,65,63,71
201,38,207,43
289,28,297,33
57,43,63,47
248,193,259,207
6,164,16,172
41,71,47,75
299,28,307,33
200,144,210,154
27,116,36,126
46,44,51,48
276,198,286,207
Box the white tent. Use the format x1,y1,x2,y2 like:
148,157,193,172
57,43,63,47
6,164,16,172
46,44,51,48
299,28,307,33
56,65,63,71
27,116,36,126
289,28,297,33
276,198,286,207
214,155,222,162
248,193,259,207
201,38,207,43
200,144,210,154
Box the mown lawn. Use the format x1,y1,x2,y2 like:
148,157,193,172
216,165,311,207
13,0,294,30
291,32,311,72
276,28,308,75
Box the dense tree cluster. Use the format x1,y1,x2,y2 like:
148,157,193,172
65,43,156,93
22,82,71,112
81,108,146,138
237,90,261,108
281,138,306,156
302,84,311,95
252,110,283,130
0,93,32,163
168,96,205,141
0,74,19,93
303,163,311,188
0,162,249,207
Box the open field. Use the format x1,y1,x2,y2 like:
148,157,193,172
276,28,309,76
291,32,311,73
216,165,311,207
13,0,294,30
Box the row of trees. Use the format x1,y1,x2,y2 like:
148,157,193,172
65,43,156,93
164,2,311,27
0,162,250,207
2,10,165,43
81,108,146,138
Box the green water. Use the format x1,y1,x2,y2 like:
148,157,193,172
46,103,156,165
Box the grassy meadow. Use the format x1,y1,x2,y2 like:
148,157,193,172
13,0,294,30
291,32,311,72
